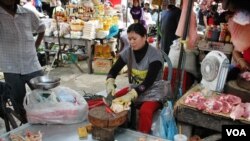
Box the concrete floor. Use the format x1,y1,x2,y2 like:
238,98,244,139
0,60,128,135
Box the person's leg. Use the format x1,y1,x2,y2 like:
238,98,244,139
138,101,161,133
4,73,27,123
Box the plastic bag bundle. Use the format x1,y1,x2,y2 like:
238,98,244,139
168,39,199,78
151,101,178,140
24,86,88,124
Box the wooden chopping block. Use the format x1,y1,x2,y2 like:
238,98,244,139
92,126,115,141
88,106,128,128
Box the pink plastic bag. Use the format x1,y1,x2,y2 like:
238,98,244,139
24,86,88,124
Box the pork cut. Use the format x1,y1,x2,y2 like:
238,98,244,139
241,71,250,81
230,103,245,120
242,103,250,120
204,99,223,114
218,94,242,106
184,92,207,110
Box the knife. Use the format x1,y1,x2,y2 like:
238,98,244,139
103,87,130,107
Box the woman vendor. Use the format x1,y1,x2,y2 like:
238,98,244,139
227,48,250,81
105,23,165,133
221,0,250,81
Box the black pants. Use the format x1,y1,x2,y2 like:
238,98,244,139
3,70,44,122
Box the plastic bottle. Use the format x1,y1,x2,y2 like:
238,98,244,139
225,33,231,43
211,26,220,42
94,40,103,58
206,25,213,41
219,29,226,42
102,40,112,59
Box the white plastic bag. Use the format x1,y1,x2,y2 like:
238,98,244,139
168,39,199,77
24,86,88,124
168,39,182,68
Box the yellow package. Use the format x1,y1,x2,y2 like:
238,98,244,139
78,126,88,139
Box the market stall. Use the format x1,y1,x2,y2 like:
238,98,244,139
42,0,122,74
0,88,169,141
43,36,94,73
174,84,249,137
172,0,250,139
1,0,249,140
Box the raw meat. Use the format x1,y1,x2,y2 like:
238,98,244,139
218,94,242,106
220,101,232,114
242,103,250,120
230,103,245,120
184,92,207,110
241,71,250,81
204,99,223,114
175,0,198,49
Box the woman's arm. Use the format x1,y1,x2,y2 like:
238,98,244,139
35,31,45,49
107,56,126,79
203,15,208,27
233,50,250,71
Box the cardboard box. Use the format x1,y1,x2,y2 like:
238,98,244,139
93,58,113,74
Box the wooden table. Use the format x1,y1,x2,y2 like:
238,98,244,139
43,36,94,74
174,84,248,137
224,80,250,102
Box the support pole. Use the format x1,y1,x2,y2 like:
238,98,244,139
173,0,193,102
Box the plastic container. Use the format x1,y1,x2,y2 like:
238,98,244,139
102,40,112,59
174,134,188,141
219,28,226,42
211,26,220,42
94,41,103,58
205,25,213,41
225,33,231,43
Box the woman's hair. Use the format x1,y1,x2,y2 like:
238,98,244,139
133,0,139,3
127,23,147,37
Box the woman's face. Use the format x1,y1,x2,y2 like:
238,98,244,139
133,0,139,7
128,31,146,51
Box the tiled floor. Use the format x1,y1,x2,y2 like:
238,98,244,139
0,61,128,135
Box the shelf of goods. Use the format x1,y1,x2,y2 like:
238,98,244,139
174,84,249,134
197,40,234,55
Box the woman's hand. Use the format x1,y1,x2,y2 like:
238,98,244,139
238,59,250,71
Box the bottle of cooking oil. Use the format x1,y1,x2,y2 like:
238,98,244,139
102,40,112,59
94,40,103,58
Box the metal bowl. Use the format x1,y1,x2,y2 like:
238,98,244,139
30,75,61,90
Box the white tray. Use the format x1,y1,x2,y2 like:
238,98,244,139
0,123,169,141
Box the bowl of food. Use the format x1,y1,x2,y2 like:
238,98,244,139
30,75,61,90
